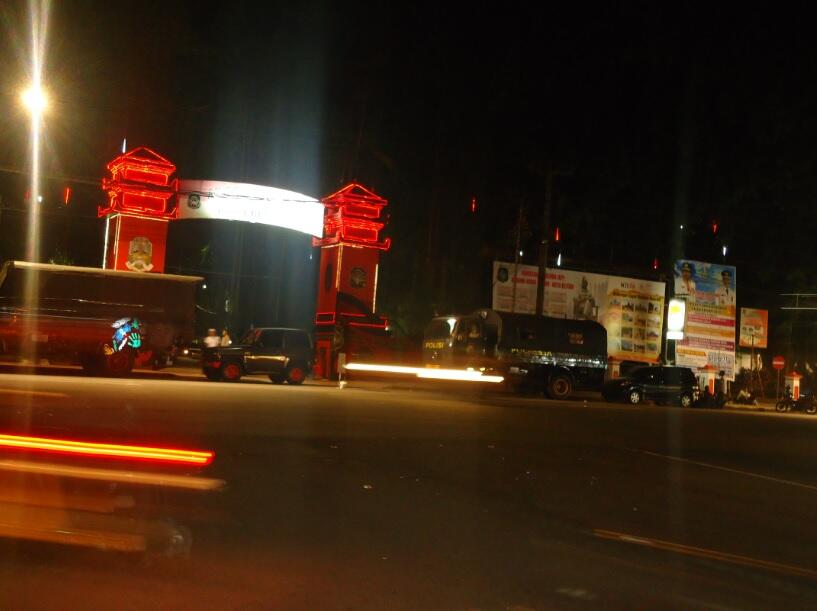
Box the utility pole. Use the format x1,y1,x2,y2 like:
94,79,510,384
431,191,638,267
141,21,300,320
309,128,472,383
535,161,572,316
511,204,524,313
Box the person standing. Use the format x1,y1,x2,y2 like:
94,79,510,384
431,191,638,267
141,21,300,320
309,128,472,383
203,328,221,348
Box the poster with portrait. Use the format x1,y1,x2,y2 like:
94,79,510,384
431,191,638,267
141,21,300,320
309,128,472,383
673,259,737,378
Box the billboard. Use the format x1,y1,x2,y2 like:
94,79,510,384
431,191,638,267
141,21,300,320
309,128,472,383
739,308,768,348
492,262,666,362
177,179,324,237
492,261,539,314
673,259,737,378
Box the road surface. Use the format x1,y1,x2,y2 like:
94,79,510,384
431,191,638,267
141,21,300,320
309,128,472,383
0,372,816,610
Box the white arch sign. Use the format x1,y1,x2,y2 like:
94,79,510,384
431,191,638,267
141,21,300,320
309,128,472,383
177,179,324,237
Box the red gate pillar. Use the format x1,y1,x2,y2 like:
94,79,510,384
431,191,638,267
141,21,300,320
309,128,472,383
313,183,391,379
100,147,178,272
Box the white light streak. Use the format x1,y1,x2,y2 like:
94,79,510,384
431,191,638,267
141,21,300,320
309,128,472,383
344,362,504,384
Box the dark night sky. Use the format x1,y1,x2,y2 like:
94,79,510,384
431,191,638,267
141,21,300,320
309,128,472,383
2,2,817,338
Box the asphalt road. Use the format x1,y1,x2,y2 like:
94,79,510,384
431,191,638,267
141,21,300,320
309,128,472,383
1,372,816,610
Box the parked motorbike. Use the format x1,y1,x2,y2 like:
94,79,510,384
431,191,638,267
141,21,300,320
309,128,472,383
775,391,817,415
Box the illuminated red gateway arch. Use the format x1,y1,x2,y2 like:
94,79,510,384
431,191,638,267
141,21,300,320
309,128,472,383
100,147,391,377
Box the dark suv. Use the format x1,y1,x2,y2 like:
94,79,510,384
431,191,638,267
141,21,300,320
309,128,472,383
202,327,313,384
602,365,700,407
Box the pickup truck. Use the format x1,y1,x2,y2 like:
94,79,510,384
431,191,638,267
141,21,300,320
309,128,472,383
0,260,201,375
202,327,313,384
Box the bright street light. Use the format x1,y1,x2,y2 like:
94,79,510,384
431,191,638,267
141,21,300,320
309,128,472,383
21,85,47,115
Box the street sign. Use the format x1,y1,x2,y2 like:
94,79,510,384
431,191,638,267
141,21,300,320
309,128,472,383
773,355,785,370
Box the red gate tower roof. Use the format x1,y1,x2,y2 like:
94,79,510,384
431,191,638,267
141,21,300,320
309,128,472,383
100,147,179,219
313,183,391,250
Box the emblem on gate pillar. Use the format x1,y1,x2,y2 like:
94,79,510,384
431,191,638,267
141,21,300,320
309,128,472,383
125,236,154,272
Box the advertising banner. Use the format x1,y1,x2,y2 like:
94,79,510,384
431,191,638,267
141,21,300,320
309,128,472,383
541,269,666,363
177,179,324,237
739,308,768,348
673,259,737,378
492,262,667,363
492,261,539,314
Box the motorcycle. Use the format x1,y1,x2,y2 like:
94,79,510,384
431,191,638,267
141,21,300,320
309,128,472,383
775,390,817,415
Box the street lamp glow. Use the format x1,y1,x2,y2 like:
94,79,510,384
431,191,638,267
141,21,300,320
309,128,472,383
21,86,47,115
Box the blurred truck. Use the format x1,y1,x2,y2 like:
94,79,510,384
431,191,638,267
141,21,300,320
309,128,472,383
0,261,201,375
423,308,607,398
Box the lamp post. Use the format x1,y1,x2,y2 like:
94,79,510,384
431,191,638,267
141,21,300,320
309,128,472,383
21,84,47,263
18,0,51,368
19,83,47,367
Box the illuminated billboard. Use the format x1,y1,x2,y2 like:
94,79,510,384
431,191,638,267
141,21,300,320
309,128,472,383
492,262,666,363
177,180,324,237
673,259,737,378
667,299,686,340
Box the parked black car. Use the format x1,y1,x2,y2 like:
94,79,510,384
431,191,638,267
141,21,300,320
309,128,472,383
202,327,313,384
602,365,700,407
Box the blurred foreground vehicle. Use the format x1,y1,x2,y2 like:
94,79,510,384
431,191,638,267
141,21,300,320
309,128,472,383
0,261,201,375
0,432,223,557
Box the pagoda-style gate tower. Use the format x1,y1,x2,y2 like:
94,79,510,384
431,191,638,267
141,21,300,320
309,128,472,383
312,183,391,378
100,147,178,273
